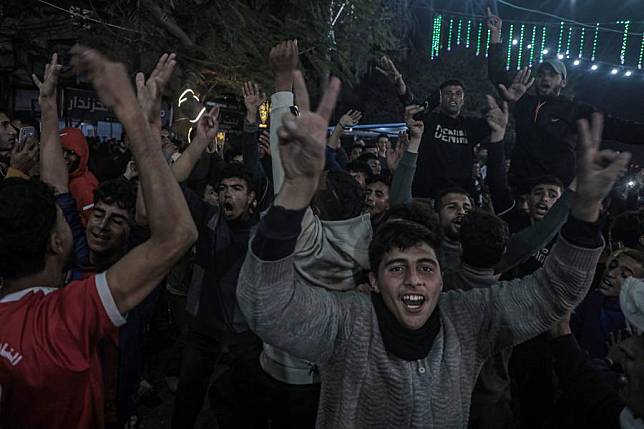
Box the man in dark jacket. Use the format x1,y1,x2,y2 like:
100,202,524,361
486,9,644,190
376,56,492,198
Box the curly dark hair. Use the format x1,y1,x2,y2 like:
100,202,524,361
313,170,365,221
346,160,371,178
93,179,137,218
381,200,438,230
217,161,255,194
369,219,443,275
459,209,510,269
0,178,58,279
434,186,472,211
366,173,392,188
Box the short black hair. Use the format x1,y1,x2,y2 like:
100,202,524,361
611,211,644,249
364,140,378,149
217,161,255,194
346,160,371,177
440,79,465,91
93,179,137,219
376,134,389,142
0,178,57,279
530,175,564,193
367,174,391,188
435,186,472,211
313,170,364,221
369,220,443,275
460,210,509,269
381,200,438,230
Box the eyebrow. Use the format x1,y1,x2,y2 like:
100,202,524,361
384,257,438,268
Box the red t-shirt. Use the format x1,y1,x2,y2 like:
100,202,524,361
0,273,125,429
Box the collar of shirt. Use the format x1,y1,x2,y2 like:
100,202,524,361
0,287,56,303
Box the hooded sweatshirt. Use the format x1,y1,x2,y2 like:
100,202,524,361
60,128,99,225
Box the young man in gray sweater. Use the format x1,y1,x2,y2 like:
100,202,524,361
236,66,630,428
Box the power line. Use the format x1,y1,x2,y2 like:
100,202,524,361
36,0,142,33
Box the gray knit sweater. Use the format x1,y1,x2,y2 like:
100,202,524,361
237,235,602,428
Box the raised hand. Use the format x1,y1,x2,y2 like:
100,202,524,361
485,95,509,138
573,113,631,222
270,40,298,92
32,53,62,104
10,137,39,175
135,53,176,125
194,105,220,144
404,105,425,140
258,130,271,158
386,138,406,173
242,81,266,123
498,67,534,102
375,55,401,83
277,70,340,185
486,8,502,34
70,46,138,110
338,110,363,128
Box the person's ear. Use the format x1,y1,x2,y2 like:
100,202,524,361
49,231,65,257
368,271,380,293
561,78,567,89
638,235,644,249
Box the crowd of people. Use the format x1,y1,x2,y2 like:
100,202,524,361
0,9,643,429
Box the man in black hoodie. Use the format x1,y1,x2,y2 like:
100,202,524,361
377,56,492,198
486,8,644,191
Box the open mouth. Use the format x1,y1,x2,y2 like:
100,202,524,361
401,294,426,312
452,217,463,230
222,202,233,212
535,203,549,216
91,231,110,244
599,278,613,291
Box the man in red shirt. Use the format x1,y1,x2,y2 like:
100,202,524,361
0,49,197,428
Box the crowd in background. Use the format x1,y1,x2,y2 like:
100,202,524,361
0,9,643,429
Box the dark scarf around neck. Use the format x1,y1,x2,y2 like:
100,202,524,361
371,292,441,361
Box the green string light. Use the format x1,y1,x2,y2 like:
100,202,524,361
476,21,483,56
506,23,514,70
565,26,572,57
619,20,630,65
430,16,437,59
557,21,564,55
432,15,443,59
517,24,526,69
639,33,644,69
447,18,454,51
591,23,599,61
466,20,472,48
528,25,537,65
457,19,463,45
578,27,585,58
486,28,491,57
539,26,547,62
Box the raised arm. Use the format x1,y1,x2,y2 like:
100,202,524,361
486,8,512,88
376,55,408,97
170,106,220,183
135,53,176,144
269,40,299,193
71,46,197,314
483,95,515,214
32,54,67,194
237,71,350,363
327,109,362,150
390,105,423,205
241,81,266,179
453,114,630,357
